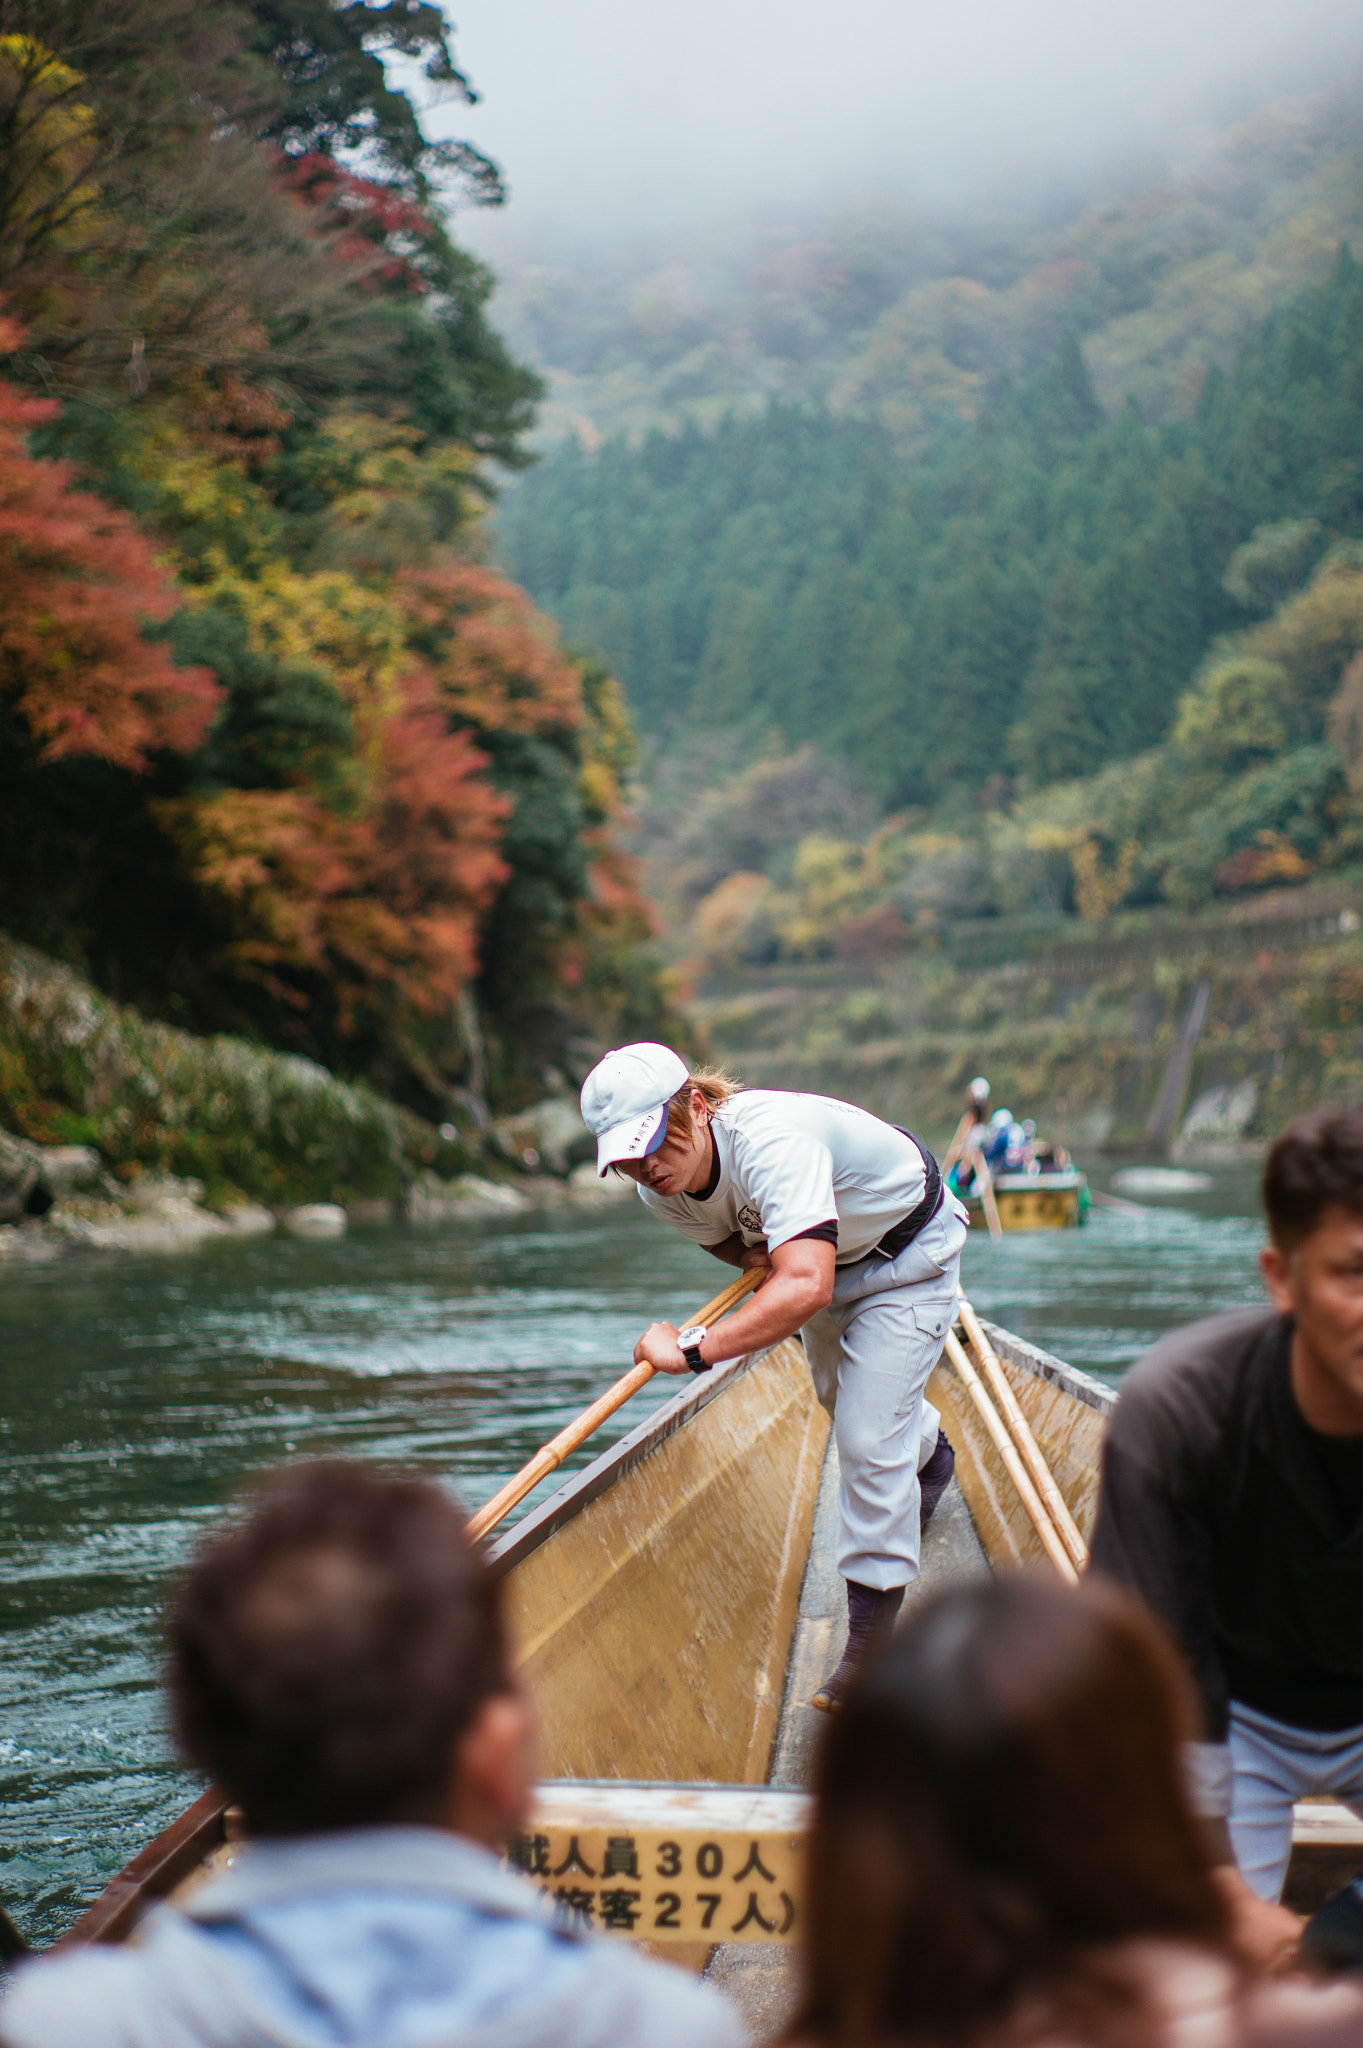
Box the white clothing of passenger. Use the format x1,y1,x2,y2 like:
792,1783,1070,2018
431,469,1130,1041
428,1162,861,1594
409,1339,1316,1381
637,1089,939,1265
1225,1700,1363,1901
638,1088,968,1590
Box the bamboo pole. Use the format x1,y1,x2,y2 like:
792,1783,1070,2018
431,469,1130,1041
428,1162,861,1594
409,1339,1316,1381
941,1328,1079,1583
466,1267,765,1542
941,1110,975,1175
956,1299,1088,1572
968,1148,1004,1241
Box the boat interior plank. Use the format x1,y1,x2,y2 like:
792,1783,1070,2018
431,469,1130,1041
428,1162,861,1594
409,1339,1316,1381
504,1339,828,1786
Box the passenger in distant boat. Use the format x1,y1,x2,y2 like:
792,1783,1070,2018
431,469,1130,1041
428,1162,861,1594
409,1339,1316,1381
1090,1106,1363,1965
783,1574,1363,2048
983,1106,1015,1168
1001,1118,1032,1173
579,1045,966,1712
0,1460,741,2048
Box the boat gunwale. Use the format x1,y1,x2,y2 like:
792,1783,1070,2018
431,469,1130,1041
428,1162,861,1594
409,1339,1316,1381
980,1317,1116,1417
483,1341,776,1577
985,1170,1087,1193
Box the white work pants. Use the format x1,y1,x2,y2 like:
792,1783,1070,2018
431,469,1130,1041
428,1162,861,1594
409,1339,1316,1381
800,1197,968,1591
1228,1700,1363,1901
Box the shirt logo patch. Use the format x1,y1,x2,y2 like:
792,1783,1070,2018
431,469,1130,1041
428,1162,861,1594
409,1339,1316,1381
737,1204,762,1234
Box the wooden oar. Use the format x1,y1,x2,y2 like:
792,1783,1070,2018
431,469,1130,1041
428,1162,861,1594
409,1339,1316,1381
957,1298,1088,1572
942,1327,1079,1583
466,1267,765,1542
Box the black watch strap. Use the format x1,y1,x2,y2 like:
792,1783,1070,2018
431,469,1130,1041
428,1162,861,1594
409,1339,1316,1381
682,1340,708,1374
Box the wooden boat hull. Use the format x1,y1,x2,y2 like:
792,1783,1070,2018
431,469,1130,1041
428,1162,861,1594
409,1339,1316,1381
45,1310,1362,1964
965,1171,1088,1230
495,1338,827,1785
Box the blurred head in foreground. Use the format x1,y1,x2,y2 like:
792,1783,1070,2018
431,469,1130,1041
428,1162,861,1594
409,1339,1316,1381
167,1458,530,1844
793,1574,1230,2046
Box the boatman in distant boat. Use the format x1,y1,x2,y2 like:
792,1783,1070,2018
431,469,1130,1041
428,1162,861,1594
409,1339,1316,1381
579,1044,966,1711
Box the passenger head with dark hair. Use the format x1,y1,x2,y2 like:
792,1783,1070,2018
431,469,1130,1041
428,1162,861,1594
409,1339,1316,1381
789,1576,1361,2048
167,1457,516,1838
1261,1107,1363,1440
1,1460,743,2048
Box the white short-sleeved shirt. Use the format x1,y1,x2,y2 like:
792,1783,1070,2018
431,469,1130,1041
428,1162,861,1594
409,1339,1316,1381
637,1089,935,1265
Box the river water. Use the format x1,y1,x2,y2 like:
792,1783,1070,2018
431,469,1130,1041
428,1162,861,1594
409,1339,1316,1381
0,1164,1268,1947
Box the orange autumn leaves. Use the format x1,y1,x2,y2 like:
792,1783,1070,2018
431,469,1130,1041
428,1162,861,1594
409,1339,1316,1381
172,663,511,1025
166,557,621,1028
0,325,640,1036
0,334,220,769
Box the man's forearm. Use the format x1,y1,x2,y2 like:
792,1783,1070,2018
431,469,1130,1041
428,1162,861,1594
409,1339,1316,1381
699,1272,826,1364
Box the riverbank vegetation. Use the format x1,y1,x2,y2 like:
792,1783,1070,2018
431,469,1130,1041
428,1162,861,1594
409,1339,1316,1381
695,879,1363,1152
0,1,671,1127
505,210,1363,971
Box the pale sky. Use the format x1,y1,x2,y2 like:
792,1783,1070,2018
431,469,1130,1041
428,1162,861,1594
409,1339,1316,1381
421,0,1363,256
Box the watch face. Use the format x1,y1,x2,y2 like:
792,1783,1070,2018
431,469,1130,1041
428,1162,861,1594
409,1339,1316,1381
675,1324,707,1348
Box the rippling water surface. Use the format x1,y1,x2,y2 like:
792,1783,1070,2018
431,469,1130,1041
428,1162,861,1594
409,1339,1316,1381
0,1163,1267,1945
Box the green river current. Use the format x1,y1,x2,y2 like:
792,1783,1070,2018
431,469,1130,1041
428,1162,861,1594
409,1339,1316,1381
1,1166,1267,1948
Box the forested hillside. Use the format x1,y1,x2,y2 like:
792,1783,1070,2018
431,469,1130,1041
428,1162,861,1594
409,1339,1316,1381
491,92,1363,447
504,250,1363,803
0,1,670,1117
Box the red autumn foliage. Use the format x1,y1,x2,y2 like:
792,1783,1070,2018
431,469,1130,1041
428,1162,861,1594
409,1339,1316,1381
0,333,220,770
166,666,510,1025
398,559,585,735
275,153,437,297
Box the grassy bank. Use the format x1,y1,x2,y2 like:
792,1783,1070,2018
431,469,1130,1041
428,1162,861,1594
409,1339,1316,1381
0,937,480,1212
691,879,1363,1152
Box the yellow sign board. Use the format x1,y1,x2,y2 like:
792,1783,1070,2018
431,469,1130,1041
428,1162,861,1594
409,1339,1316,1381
503,1786,808,1945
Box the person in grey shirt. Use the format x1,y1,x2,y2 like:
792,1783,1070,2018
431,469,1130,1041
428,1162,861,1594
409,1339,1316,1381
0,1460,741,2048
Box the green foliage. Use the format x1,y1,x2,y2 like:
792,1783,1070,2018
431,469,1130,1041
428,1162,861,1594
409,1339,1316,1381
246,0,502,204
504,250,1363,805
0,0,668,1126
0,935,473,1203
162,605,358,808
1172,658,1293,771
1223,519,1325,614
1161,745,1348,904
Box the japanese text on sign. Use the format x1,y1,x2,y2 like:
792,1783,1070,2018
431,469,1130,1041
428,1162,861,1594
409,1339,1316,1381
504,1824,802,1944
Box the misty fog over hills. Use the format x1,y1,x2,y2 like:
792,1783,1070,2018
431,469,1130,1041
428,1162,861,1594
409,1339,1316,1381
480,89,1363,448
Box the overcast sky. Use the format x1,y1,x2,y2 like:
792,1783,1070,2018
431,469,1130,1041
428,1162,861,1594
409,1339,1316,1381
420,0,1363,258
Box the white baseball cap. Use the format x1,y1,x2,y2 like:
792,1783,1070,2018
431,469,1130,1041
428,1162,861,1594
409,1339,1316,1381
580,1042,690,1176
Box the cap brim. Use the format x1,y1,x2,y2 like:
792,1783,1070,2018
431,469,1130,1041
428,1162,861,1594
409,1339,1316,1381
596,1101,668,1176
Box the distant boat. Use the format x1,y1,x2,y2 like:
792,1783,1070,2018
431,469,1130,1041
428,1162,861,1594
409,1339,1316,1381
961,1165,1090,1230
43,1315,1353,1991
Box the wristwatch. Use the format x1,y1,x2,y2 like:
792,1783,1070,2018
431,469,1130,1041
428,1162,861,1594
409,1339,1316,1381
676,1323,709,1373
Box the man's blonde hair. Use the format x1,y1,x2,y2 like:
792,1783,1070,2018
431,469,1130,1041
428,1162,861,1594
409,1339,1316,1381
665,1066,740,1143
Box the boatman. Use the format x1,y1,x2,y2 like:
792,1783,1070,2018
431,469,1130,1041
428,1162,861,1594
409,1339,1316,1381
579,1044,966,1711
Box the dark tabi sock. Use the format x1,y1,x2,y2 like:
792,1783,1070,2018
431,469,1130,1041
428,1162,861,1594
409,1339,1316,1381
812,1579,905,1714
918,1429,955,1529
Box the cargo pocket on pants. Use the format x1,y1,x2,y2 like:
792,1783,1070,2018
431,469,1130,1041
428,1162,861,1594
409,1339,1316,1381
896,1299,955,1413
